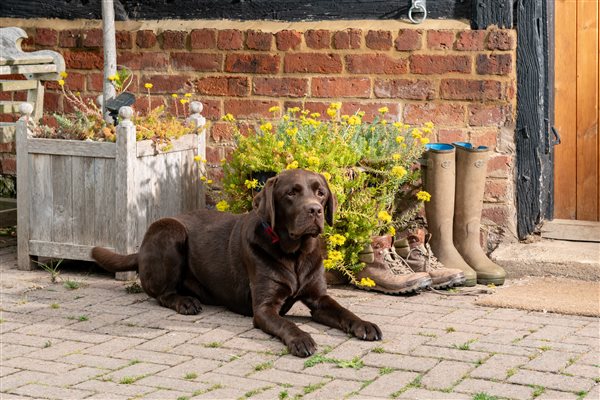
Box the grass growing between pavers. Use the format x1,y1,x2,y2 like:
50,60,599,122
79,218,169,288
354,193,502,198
125,281,143,294
530,385,545,398
454,339,478,351
183,372,198,380
240,385,274,399
204,341,223,348
254,361,274,371
303,353,364,369
472,392,499,400
192,384,224,397
390,375,422,398
303,380,328,394
119,375,145,384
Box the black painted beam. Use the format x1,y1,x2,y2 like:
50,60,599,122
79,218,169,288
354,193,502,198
471,0,513,29
1,0,472,21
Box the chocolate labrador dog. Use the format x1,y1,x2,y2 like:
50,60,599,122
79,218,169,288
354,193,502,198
91,169,381,357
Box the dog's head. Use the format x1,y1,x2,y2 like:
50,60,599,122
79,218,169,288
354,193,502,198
253,169,336,241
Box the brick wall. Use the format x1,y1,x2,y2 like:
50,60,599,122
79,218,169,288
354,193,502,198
0,19,518,246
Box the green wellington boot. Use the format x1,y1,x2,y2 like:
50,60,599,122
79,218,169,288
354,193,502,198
453,142,506,285
422,144,477,286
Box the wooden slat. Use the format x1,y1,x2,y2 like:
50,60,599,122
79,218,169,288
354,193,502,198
0,64,57,75
27,138,116,158
0,80,38,91
576,0,599,221
71,157,97,246
554,0,578,219
29,154,53,242
16,118,32,270
93,158,116,247
51,155,73,244
136,133,198,157
0,56,54,66
542,219,600,242
0,101,26,114
28,240,112,261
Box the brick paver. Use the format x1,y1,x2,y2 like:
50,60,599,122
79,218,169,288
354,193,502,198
1,239,598,399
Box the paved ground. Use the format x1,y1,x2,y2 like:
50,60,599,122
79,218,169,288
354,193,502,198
1,237,598,400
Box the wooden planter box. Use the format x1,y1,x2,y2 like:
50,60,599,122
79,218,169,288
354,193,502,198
16,105,206,278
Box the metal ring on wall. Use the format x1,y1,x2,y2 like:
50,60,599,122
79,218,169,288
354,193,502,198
408,0,427,24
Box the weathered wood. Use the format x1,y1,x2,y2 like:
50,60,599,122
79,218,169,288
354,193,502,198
27,138,116,158
0,0,472,21
93,157,116,247
16,105,32,270
0,101,26,114
26,80,44,121
136,134,199,157
51,155,73,244
28,240,111,261
0,80,38,91
471,0,513,29
0,64,57,75
71,157,97,246
541,219,600,242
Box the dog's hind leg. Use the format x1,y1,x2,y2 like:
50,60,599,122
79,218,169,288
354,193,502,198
137,218,203,315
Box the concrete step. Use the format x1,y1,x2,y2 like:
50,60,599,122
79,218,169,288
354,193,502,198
491,238,600,281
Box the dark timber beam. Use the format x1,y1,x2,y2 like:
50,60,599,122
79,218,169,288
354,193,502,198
471,0,513,29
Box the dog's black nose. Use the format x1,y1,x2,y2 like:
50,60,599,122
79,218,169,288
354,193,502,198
307,204,323,216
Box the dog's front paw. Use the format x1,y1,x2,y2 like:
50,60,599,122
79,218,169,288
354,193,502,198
350,320,382,341
287,333,317,357
175,296,203,315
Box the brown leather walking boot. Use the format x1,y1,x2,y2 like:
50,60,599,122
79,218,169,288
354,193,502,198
355,235,432,294
395,233,466,289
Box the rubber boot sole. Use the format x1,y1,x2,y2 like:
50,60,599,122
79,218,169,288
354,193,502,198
359,277,433,295
476,276,505,286
462,277,477,287
431,274,466,290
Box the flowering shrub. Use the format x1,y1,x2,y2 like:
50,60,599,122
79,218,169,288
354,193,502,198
33,68,198,147
217,104,432,284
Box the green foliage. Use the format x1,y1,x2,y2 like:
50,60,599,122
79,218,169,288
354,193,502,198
0,175,16,198
218,105,431,282
473,393,499,400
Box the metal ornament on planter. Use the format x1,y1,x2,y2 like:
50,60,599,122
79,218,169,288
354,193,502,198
408,0,427,24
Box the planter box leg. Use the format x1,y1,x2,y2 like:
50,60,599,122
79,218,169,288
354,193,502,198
115,271,137,281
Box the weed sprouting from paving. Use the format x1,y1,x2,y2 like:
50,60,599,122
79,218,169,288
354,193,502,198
125,281,143,294
371,346,385,353
531,385,545,398
204,342,222,348
304,353,363,369
50,303,60,309
183,372,197,380
63,279,82,290
446,327,456,333
473,393,499,400
34,259,63,283
254,361,273,371
379,367,394,375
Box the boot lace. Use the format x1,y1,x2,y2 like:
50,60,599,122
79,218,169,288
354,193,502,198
405,243,445,272
382,247,415,275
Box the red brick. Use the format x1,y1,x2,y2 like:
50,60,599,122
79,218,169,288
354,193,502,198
35,28,58,46
283,101,329,117
394,29,422,51
46,71,85,91
217,29,243,50
340,102,400,122
132,96,166,114
211,122,236,143
427,30,455,50
455,30,487,51
224,99,278,119
305,29,330,49
190,29,217,49
197,99,222,120
366,30,392,50
403,103,465,126
470,129,499,148
469,104,507,126
253,77,308,98
136,30,157,48
284,53,342,73
487,30,515,50
437,129,468,143
140,75,191,94
116,31,133,49
43,92,61,112
332,29,361,49
0,158,16,175
0,142,15,153
345,54,408,74
276,30,302,51
171,53,222,71
225,54,279,74
82,29,102,47
440,79,502,100
374,79,435,100
410,55,471,74
162,30,187,49
63,50,104,69
59,30,81,48
482,204,510,226
245,30,273,51
311,77,371,98
477,54,512,75
206,145,223,164
87,73,104,92
487,154,511,177
118,52,169,71
484,179,508,202
195,76,249,96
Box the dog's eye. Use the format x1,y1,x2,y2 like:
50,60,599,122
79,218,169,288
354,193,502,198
287,190,296,197
317,189,326,197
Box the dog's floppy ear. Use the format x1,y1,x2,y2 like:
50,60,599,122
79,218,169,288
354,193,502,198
322,177,337,226
253,176,277,229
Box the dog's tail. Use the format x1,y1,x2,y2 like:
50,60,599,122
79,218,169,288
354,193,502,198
91,247,138,272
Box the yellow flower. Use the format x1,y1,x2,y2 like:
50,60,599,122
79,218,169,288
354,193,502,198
245,179,259,189
310,112,320,118
422,127,432,134
301,109,310,116
282,114,290,121
395,136,405,144
392,153,401,161
144,83,153,89
359,277,376,287
207,179,213,184
287,107,301,113
391,165,407,179
307,156,320,166
268,106,281,113
357,111,365,117
216,200,230,212
378,106,389,114
260,122,272,132
322,172,331,181
200,176,207,182
277,141,284,148
59,71,68,78
172,94,179,98
380,119,387,125
180,99,189,105
388,226,396,236
424,121,434,129
222,113,235,122
328,234,347,246
58,79,65,86
411,129,423,139
327,108,337,118
286,127,298,136
348,115,362,126
329,102,342,110
341,115,349,121
286,160,299,170
377,210,392,223
193,155,202,162
417,191,432,202
420,137,430,145
184,93,192,98
108,74,118,81
393,122,403,129
327,250,343,262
